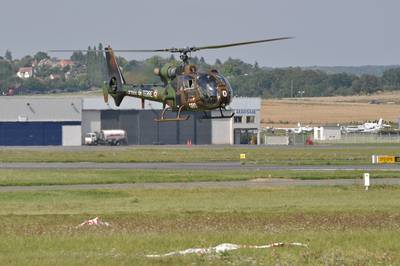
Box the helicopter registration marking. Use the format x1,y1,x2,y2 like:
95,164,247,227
127,90,153,97
142,90,153,97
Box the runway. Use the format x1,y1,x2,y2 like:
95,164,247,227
1,162,400,171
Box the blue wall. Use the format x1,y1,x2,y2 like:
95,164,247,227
0,122,80,146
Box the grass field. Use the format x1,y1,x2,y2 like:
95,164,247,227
0,186,399,265
0,145,399,264
0,145,399,164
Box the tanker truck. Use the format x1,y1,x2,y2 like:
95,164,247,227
84,130,127,146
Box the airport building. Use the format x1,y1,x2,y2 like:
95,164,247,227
313,126,342,141
0,96,261,146
0,97,82,146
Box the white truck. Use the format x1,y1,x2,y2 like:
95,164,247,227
84,130,127,146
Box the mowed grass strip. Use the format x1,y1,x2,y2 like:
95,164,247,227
0,169,400,186
0,187,399,265
0,145,399,164
0,186,399,215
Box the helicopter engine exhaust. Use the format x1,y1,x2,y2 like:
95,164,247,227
105,46,126,106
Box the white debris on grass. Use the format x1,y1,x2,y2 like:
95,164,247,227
77,217,110,228
146,242,308,258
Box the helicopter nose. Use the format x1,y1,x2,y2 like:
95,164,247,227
219,85,231,106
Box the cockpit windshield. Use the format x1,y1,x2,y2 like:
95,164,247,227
215,74,233,94
197,74,218,99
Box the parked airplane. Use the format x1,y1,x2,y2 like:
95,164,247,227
272,123,313,134
342,118,390,133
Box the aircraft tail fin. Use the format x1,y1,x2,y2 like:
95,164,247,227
105,46,126,106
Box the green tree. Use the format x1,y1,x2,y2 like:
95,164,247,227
21,78,47,93
71,51,85,64
4,50,12,61
17,55,34,68
254,61,259,70
34,51,50,62
382,68,400,89
97,43,107,81
358,75,379,93
86,44,107,87
0,60,14,81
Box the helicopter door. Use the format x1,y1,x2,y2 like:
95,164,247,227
180,76,196,102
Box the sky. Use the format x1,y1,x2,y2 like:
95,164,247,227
0,0,398,67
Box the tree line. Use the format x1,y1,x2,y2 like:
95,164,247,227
0,46,400,97
117,56,400,98
0,44,107,94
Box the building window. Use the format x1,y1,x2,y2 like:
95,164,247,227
234,116,242,123
246,116,255,123
234,128,258,144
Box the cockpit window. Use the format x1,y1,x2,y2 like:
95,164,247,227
215,74,233,95
181,75,194,89
197,74,218,97
215,74,229,86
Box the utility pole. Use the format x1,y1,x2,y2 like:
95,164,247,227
291,80,293,98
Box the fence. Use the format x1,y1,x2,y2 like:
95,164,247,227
314,133,400,144
260,132,311,145
261,131,400,145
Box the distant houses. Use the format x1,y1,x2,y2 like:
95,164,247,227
36,58,74,68
57,59,74,68
16,67,33,79
16,59,76,80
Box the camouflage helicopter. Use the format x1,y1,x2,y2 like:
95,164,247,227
53,37,291,121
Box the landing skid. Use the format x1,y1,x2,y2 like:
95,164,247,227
201,108,235,120
155,105,190,122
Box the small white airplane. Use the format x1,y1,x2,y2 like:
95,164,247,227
342,118,390,133
273,123,313,134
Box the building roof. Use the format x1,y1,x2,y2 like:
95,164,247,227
83,97,163,110
17,67,33,73
57,59,74,67
83,97,262,111
228,97,261,110
0,95,261,122
0,97,82,122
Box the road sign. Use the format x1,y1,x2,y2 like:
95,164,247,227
372,155,399,164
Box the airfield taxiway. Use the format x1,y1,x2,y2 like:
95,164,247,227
0,161,399,191
1,162,400,171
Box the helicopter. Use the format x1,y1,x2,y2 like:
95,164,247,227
52,37,291,122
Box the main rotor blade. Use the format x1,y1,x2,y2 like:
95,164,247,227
49,49,173,53
192,37,293,52
49,36,293,54
111,37,293,53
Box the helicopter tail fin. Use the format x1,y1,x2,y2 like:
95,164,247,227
105,46,126,106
